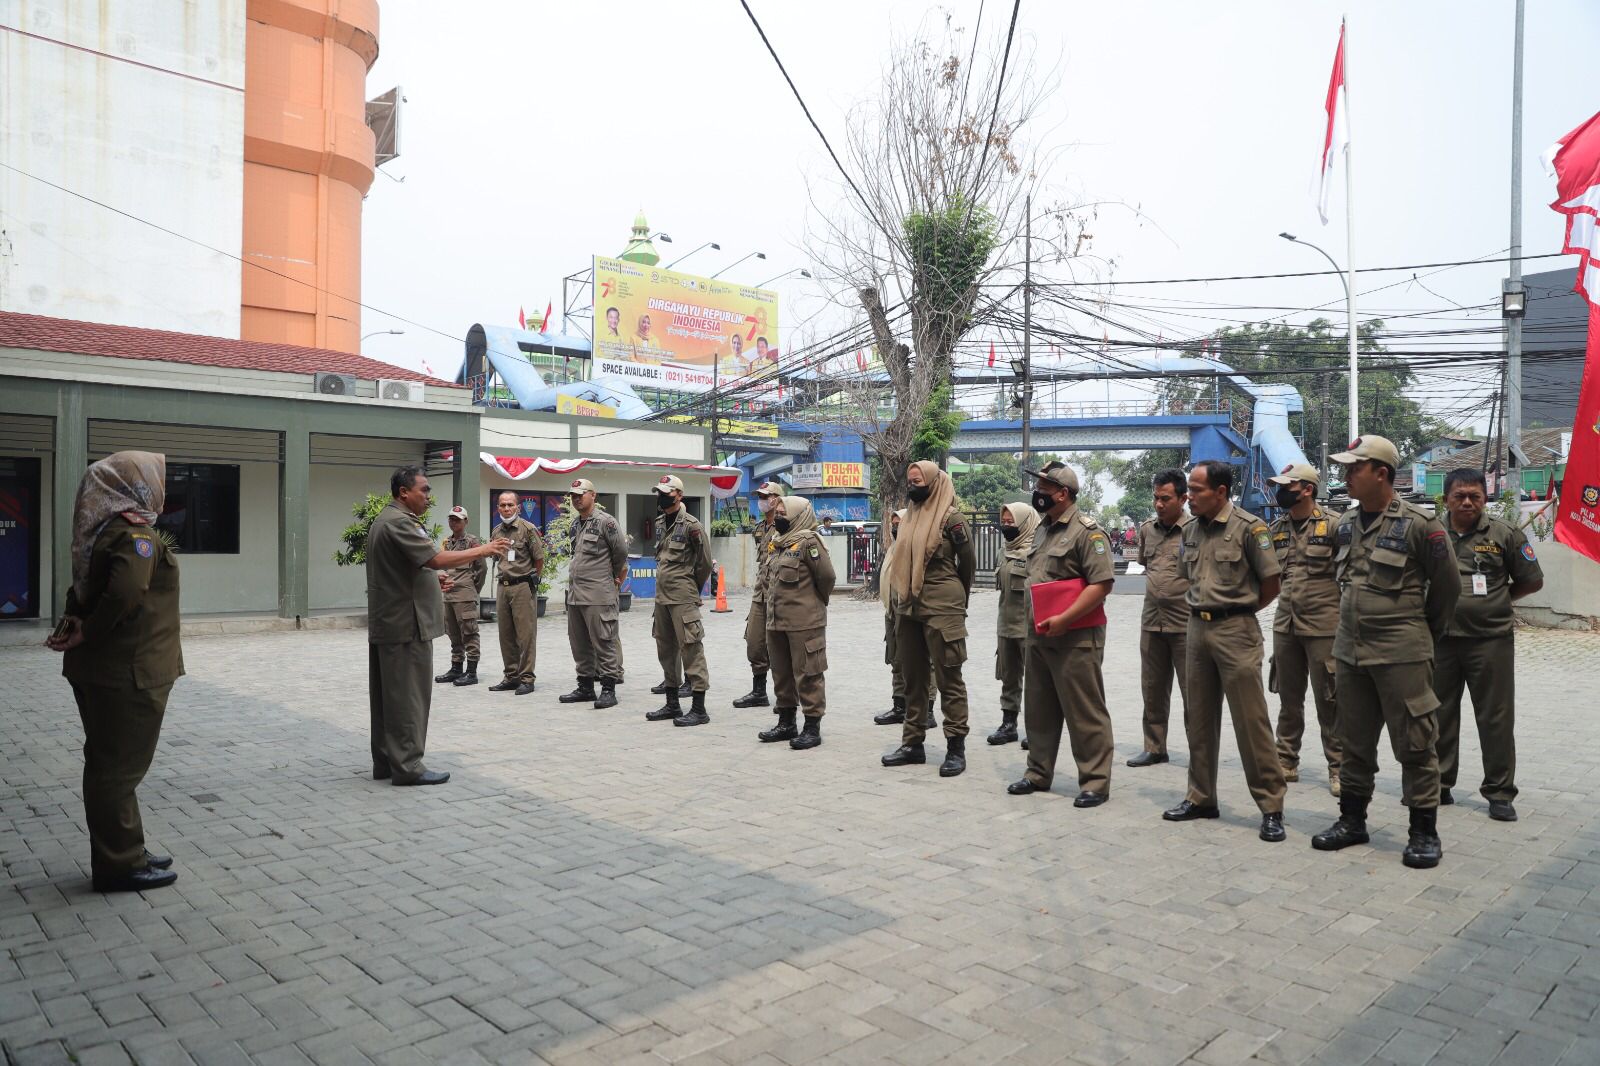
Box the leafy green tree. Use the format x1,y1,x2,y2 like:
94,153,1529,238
335,493,443,567
912,382,966,465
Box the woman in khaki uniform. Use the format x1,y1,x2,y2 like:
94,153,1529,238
874,510,910,724
47,451,184,893
988,502,1039,746
757,496,836,750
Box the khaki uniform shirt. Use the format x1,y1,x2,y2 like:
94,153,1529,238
764,528,836,631
655,508,713,604
750,518,776,605
366,500,446,645
1333,496,1460,666
996,552,1030,640
1270,507,1340,636
566,510,628,605
63,517,184,690
1025,504,1116,649
896,507,976,619
1138,515,1191,632
493,515,546,581
1445,513,1543,638
441,534,486,603
1181,501,1280,613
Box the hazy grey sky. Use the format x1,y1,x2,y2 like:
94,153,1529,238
360,0,1598,429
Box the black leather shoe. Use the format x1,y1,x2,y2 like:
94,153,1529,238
1312,794,1371,850
1488,799,1518,822
938,736,966,778
881,744,925,767
645,705,680,722
434,665,463,684
1007,778,1046,795
678,682,694,698
143,850,173,870
1020,736,1029,751
514,682,536,696
650,679,674,694
1162,800,1220,821
488,679,519,692
393,770,450,786
1402,807,1443,868
873,706,906,725
1127,751,1169,767
1259,812,1286,842
372,764,392,781
93,867,178,893
453,670,479,687
673,709,710,727
1074,791,1108,809
593,684,618,710
732,672,770,708
1439,787,1455,805
558,679,596,703
760,710,799,743
987,721,1018,745
789,717,822,750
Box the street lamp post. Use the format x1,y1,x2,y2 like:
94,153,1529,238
710,251,766,279
754,267,812,288
362,329,404,342
1280,232,1359,443
664,240,720,270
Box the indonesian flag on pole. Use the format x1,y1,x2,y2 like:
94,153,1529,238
1317,21,1349,225
542,302,554,332
518,306,527,330
1545,110,1600,563
987,340,997,368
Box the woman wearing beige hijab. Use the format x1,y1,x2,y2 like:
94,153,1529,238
881,461,976,777
989,502,1040,745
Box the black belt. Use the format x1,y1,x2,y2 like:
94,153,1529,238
498,574,535,587
1191,605,1256,622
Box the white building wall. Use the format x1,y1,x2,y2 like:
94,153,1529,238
0,0,246,336
178,459,277,614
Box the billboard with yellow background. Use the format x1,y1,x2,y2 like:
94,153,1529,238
591,255,779,394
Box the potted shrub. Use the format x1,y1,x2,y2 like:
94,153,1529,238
536,500,579,618
334,492,443,567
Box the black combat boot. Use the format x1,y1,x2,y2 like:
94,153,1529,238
559,677,596,703
593,679,617,709
1402,806,1443,869
925,697,938,730
650,679,674,694
434,662,464,684
674,690,710,727
790,716,822,751
939,735,967,778
987,711,1019,745
732,671,770,708
678,681,695,698
646,691,681,721
760,708,799,743
1311,793,1372,851
453,659,479,686
881,743,926,766
874,696,907,725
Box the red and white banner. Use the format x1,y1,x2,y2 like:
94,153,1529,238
480,454,743,498
1317,21,1349,226
1546,111,1600,563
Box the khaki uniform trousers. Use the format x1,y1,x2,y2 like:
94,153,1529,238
1184,615,1286,814
568,603,624,683
769,626,827,718
1023,642,1113,793
996,636,1026,718
444,601,481,663
884,609,905,699
1336,659,1440,807
744,600,770,672
895,615,968,743
369,641,432,781
654,601,710,692
1272,632,1340,774
72,681,171,878
1434,635,1516,801
1138,630,1188,755
496,581,538,683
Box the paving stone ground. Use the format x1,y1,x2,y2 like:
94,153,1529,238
3,590,1599,1066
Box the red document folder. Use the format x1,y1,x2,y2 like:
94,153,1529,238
1030,577,1109,633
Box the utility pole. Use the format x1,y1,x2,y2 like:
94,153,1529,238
1020,194,1033,487
1318,373,1330,494
1506,0,1526,480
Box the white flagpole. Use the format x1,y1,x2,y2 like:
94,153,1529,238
1343,17,1359,440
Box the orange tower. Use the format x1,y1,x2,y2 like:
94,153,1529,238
240,0,379,353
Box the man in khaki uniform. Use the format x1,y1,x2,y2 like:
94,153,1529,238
646,475,715,726
1162,459,1288,843
367,466,507,786
1313,435,1460,869
489,490,545,695
733,481,784,709
435,505,487,687
1434,466,1543,820
1265,463,1342,793
1131,468,1191,767
757,495,836,749
1006,463,1117,806
558,478,629,709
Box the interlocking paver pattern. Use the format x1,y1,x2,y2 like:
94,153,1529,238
3,590,1598,1065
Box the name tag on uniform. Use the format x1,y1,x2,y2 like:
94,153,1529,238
1471,573,1487,596
507,549,516,563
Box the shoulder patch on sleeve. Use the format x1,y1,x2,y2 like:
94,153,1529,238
1088,531,1108,555
809,545,820,559
1427,529,1449,558
1520,543,1537,562
133,536,154,558
948,521,968,546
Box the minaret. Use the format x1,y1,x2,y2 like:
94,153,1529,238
617,210,661,266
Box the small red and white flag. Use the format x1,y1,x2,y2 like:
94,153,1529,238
421,358,436,378
518,306,527,329
856,349,868,371
987,340,997,368
1318,21,1349,225
1546,110,1600,563
542,302,554,332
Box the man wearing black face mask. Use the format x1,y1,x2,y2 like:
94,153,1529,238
1266,463,1342,795
490,490,546,695
646,475,715,726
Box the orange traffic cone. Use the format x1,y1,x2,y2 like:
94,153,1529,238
712,564,732,612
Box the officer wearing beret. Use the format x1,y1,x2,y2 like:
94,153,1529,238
646,475,715,726
1312,435,1460,868
434,505,487,687
733,481,785,709
558,478,629,709
489,490,546,695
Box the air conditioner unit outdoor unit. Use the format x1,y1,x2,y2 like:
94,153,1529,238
377,378,425,403
315,372,358,396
